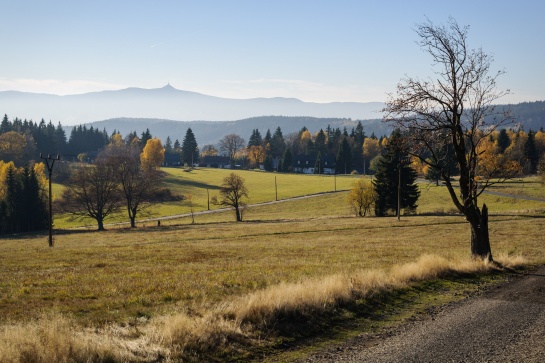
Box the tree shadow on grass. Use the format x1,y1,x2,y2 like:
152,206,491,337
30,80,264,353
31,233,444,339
163,176,221,191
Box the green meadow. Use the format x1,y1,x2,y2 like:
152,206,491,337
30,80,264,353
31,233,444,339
1,168,544,362
54,168,545,228
54,168,360,228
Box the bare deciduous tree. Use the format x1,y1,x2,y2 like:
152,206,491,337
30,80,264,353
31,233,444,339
219,173,248,222
101,139,162,228
383,18,515,261
59,161,121,231
219,134,245,168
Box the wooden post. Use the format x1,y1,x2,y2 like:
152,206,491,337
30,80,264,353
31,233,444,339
40,153,60,247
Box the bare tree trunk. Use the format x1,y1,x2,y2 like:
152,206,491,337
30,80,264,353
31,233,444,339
467,204,493,261
235,205,242,222
97,218,105,231
129,206,137,228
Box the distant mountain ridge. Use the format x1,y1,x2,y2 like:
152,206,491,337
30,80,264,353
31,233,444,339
0,84,384,124
80,101,545,147
3,85,544,147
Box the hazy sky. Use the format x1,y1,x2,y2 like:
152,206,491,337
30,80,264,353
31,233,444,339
1,0,543,103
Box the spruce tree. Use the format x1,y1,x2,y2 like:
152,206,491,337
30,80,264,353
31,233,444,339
22,166,48,231
497,129,510,153
264,154,274,171
314,129,327,156
264,129,272,145
181,128,199,165
4,165,23,233
174,139,181,153
165,136,173,153
270,127,286,158
524,130,538,174
373,130,420,217
335,138,352,174
247,129,263,147
1,114,11,133
140,128,152,149
281,147,293,172
354,121,366,146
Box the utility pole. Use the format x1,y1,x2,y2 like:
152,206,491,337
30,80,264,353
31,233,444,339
275,176,278,201
397,162,401,222
397,154,406,222
40,153,60,247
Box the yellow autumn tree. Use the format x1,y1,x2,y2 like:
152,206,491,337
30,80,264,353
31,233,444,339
410,155,426,175
247,145,266,168
504,130,528,163
477,136,521,180
109,133,124,147
201,144,218,157
0,160,16,199
299,130,313,154
362,138,380,159
362,138,380,174
33,162,48,192
534,130,545,157
300,130,312,144
0,131,26,164
346,178,376,217
140,138,165,170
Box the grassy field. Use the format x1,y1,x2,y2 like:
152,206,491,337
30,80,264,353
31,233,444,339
53,167,545,229
3,213,544,323
53,168,361,228
1,169,544,361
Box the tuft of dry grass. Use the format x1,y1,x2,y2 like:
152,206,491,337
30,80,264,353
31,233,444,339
223,254,520,326
0,313,119,363
144,253,527,359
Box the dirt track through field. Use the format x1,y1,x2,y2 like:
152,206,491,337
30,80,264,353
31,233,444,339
302,266,545,362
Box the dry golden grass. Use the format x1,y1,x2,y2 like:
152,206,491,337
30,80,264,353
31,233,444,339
1,253,523,362
1,181,544,361
0,313,124,362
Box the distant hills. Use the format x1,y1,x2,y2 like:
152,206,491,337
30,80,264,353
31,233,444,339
81,101,545,146
83,116,388,146
1,85,544,146
0,84,384,124
503,101,545,131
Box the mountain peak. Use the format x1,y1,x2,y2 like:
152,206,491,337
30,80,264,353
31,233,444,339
161,83,176,91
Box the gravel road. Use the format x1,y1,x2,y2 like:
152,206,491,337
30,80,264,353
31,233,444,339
302,266,545,362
